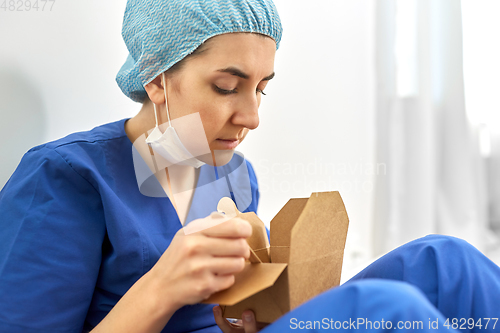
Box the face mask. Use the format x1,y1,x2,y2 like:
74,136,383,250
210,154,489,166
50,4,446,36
145,73,206,168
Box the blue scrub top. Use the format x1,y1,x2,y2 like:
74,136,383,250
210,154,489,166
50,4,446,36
0,119,260,332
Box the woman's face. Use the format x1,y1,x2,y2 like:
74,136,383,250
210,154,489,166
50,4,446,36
162,32,277,165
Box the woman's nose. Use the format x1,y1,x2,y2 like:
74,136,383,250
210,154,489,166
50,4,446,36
232,93,260,130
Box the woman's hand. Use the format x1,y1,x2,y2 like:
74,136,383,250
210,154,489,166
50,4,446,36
147,216,253,312
91,216,252,333
213,306,269,333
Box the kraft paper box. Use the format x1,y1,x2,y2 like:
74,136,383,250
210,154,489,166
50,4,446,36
202,191,350,323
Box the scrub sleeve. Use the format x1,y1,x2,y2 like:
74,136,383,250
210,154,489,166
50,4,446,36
0,147,106,331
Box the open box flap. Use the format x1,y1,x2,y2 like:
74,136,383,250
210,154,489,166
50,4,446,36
269,198,309,263
288,192,349,309
202,262,287,306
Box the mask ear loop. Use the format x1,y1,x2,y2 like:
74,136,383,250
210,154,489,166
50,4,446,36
159,72,178,214
152,103,159,128
162,72,173,128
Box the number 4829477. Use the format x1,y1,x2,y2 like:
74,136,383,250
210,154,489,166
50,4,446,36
1,0,56,11
444,318,498,330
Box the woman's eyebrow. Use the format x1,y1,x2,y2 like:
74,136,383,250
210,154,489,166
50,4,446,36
217,67,275,81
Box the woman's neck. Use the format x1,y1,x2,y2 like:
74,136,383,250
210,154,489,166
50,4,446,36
124,102,157,145
125,104,200,226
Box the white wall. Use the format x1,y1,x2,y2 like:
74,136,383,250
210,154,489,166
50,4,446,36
0,0,376,270
462,0,500,230
0,0,136,184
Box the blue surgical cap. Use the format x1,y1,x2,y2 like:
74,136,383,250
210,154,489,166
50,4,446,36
116,0,283,103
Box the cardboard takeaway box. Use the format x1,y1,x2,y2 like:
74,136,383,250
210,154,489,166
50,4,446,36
202,191,350,323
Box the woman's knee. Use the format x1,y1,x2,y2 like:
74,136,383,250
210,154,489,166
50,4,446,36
411,234,478,259
352,234,481,285
340,279,431,310
418,234,472,247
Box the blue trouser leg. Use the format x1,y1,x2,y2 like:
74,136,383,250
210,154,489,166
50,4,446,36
350,235,500,332
262,235,500,332
262,279,452,332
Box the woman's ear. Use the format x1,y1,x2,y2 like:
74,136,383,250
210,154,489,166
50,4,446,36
144,74,165,104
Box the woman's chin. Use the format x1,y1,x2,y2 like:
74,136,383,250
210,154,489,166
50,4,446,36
197,150,235,166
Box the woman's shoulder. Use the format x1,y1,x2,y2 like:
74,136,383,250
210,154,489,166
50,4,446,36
8,118,133,192
29,118,129,154
23,118,130,168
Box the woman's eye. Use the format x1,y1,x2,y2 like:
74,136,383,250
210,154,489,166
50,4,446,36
214,85,237,95
214,85,267,96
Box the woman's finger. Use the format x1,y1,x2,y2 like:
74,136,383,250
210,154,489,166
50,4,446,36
200,217,252,239
213,306,235,333
190,236,250,259
242,310,258,333
212,274,236,295
206,257,245,276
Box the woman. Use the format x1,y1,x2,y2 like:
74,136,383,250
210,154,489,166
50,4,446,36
0,0,499,332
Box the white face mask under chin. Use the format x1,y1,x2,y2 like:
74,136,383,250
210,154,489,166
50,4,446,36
144,73,206,168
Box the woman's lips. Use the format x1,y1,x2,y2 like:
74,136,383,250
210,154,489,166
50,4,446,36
215,138,240,150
